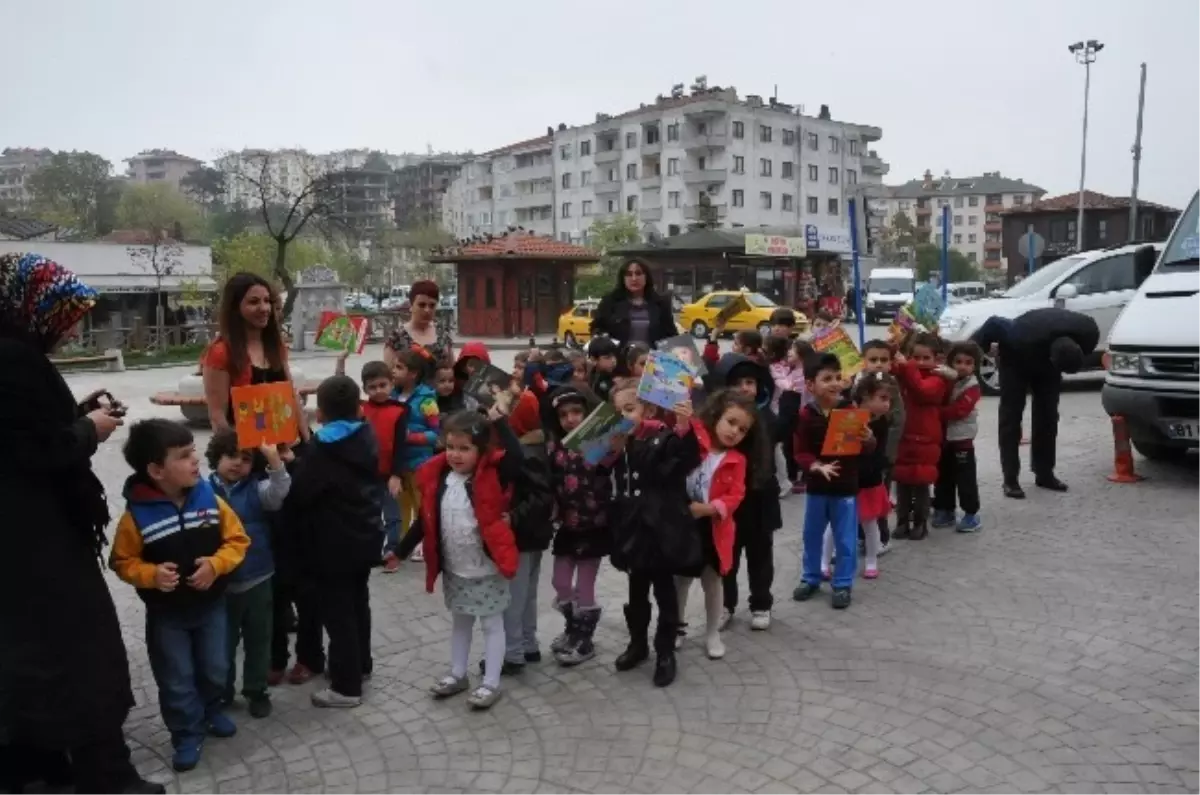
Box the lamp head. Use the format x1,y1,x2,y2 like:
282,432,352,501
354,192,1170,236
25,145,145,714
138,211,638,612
1068,41,1084,53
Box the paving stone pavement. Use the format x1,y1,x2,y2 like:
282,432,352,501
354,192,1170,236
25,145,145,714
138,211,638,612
67,362,1199,794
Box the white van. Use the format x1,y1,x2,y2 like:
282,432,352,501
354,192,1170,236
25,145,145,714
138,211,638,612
947,281,987,304
864,267,916,323
1101,191,1199,461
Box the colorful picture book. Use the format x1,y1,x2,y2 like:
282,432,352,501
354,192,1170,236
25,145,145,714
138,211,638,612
314,311,369,354
462,364,513,408
636,350,696,411
562,402,636,466
656,334,707,377
821,408,870,456
811,325,864,377
231,382,298,449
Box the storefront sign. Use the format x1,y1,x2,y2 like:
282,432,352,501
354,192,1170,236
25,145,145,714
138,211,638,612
804,224,853,255
745,234,806,257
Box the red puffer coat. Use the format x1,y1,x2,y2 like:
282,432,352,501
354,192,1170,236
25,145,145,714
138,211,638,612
892,360,951,486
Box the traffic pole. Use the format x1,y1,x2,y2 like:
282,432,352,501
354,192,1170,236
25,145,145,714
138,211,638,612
848,198,866,350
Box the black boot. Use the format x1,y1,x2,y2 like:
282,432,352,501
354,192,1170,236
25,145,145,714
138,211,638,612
549,601,574,655
614,603,650,671
893,485,912,539
653,652,677,687
652,605,679,687
910,489,931,540
557,606,601,666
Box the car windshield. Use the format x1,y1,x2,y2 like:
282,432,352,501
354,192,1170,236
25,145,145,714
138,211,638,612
868,277,912,293
1158,192,1199,271
1001,255,1087,298
746,292,776,308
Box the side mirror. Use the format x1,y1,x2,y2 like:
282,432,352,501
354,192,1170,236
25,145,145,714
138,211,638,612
1133,245,1157,287
1054,283,1079,307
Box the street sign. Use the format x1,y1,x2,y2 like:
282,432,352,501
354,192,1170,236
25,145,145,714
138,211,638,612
1018,231,1046,260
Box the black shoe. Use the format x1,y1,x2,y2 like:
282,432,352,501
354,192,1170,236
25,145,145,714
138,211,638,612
831,588,852,610
891,524,910,540
248,694,272,719
792,582,820,602
478,659,524,676
1035,475,1068,492
614,640,649,671
524,650,542,664
1003,482,1026,499
652,653,677,687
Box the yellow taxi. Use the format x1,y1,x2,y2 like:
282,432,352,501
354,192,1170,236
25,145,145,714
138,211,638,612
679,290,808,338
557,300,598,346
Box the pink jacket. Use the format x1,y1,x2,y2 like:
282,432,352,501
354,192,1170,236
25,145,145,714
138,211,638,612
769,361,806,413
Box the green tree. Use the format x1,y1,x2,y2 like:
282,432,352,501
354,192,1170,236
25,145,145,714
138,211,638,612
117,183,202,241
26,151,117,236
878,211,918,263
179,166,226,207
575,213,638,297
210,232,325,286
914,243,979,283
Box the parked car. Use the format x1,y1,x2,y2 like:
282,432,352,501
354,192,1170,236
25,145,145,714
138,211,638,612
380,296,408,311
344,293,378,312
680,290,808,338
557,300,598,347
938,241,1163,395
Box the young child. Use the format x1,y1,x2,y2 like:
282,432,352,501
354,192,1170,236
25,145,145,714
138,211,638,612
768,307,797,339
565,348,588,384
892,332,953,540
286,376,385,708
766,336,800,493
610,383,700,688
777,339,814,493
434,360,462,414
933,341,983,533
397,411,519,710
792,353,870,610
394,349,441,562
857,340,905,547
701,329,764,370
205,432,291,719
625,342,650,380
110,419,250,772
544,385,612,666
848,375,892,578
810,309,837,335
588,336,620,401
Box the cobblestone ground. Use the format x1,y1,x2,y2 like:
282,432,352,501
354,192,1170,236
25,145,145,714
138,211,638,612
68,358,1199,794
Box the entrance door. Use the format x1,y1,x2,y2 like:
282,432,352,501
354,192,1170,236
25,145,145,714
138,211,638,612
535,272,558,334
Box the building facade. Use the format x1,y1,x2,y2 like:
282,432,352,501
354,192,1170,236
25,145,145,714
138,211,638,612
0,148,54,208
124,149,203,192
216,148,429,209
444,135,556,239
394,157,464,229
876,170,1045,272
322,167,395,233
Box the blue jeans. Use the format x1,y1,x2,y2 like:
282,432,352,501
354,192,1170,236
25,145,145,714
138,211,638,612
145,599,229,749
374,479,401,554
802,494,858,589
503,551,542,663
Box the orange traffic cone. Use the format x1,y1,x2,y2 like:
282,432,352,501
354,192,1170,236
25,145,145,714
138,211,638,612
1106,415,1145,484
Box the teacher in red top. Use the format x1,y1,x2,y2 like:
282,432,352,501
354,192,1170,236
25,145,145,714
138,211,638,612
202,272,310,442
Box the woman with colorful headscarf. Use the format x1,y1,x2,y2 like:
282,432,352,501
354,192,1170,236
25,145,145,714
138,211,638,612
0,253,163,794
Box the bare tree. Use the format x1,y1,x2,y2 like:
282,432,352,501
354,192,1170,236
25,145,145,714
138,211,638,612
128,233,184,349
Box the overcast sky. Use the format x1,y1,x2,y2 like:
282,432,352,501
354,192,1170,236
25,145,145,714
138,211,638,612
4,0,1197,208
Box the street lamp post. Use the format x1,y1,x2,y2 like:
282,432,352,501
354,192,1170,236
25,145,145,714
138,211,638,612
1069,39,1104,252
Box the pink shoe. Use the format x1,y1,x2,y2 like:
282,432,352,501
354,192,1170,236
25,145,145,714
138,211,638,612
821,568,831,581
863,566,879,580
791,480,807,495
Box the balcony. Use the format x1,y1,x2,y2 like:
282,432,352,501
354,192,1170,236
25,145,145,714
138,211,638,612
639,174,662,190
640,206,663,222
595,119,621,137
985,220,1002,233
984,239,1003,251
985,202,1005,213
982,257,1004,269
594,179,621,194
682,168,728,184
683,99,729,117
861,153,889,175
915,205,932,216
641,139,662,156
684,203,728,221
683,132,729,151
594,147,622,165
512,162,553,180
514,190,553,208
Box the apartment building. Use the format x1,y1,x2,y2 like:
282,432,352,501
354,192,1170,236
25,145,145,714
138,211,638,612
877,170,1045,270
443,82,890,250
216,148,426,209
0,147,54,208
394,156,464,229
444,135,556,238
124,149,203,192
321,166,395,233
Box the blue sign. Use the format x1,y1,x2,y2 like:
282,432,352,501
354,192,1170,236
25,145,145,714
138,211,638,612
804,224,820,250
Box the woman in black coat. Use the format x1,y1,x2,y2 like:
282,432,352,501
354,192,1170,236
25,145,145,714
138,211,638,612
0,253,162,794
590,258,678,347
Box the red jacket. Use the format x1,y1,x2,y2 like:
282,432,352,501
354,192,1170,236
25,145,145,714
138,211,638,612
361,399,408,477
893,360,951,486
413,449,518,593
691,420,747,576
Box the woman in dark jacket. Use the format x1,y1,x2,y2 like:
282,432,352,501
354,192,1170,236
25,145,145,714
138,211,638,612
0,253,162,794
590,258,678,347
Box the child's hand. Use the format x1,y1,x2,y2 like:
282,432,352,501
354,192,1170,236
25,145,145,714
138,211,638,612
810,461,841,481
260,443,284,470
672,400,693,422
934,365,957,380
388,475,403,498
859,424,874,442
689,502,716,518
187,558,217,591
893,352,907,366
153,562,179,592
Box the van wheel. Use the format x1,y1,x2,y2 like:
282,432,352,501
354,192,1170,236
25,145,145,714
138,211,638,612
1132,439,1188,462
978,349,1000,396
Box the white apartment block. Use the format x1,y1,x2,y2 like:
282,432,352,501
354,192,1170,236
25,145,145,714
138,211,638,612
215,148,423,208
124,149,203,192
443,135,556,238
876,170,1045,272
0,148,54,208
443,83,890,250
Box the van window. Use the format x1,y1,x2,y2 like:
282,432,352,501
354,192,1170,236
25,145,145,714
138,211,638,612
868,277,913,294
1063,253,1136,295
1158,192,1198,271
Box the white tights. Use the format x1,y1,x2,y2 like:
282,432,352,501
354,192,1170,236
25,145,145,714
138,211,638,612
450,612,506,688
822,520,882,571
675,568,726,656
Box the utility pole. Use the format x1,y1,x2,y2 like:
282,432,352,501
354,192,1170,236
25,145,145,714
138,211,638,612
1129,62,1147,241
1069,40,1104,252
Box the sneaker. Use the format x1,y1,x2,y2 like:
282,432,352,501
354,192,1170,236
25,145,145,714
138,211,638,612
831,588,852,610
381,552,400,573
311,688,362,708
863,565,879,580
705,633,726,660
717,607,733,631
524,650,542,664
171,744,202,773
430,674,470,698
931,509,957,528
877,541,891,557
266,668,285,687
652,653,677,687
749,610,771,631
287,663,317,685
956,514,982,533
206,713,237,738
248,694,272,719
467,685,502,710
410,546,425,563
792,582,820,602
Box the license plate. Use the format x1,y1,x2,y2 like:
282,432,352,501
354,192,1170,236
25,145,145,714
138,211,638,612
1166,422,1198,439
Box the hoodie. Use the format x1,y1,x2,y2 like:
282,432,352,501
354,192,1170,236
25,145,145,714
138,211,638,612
710,353,774,412
283,420,383,575
395,382,440,470
710,353,782,536
453,341,492,382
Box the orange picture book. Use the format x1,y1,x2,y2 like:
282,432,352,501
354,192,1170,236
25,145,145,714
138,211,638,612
231,382,299,448
821,408,870,457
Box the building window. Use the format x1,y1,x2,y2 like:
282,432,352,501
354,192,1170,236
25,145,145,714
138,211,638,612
985,250,1001,261
1067,220,1077,242
783,129,795,146
607,199,616,213
580,140,591,156
732,189,744,207
1098,219,1107,240
828,198,839,215
828,167,839,184
968,233,977,243
582,200,592,216
732,156,745,174
561,202,571,218
968,215,978,226
849,140,859,155
846,169,856,185
782,193,794,211
782,161,794,179
560,144,571,160
954,233,962,244
732,121,744,139
626,163,637,180
580,170,591,186
667,158,679,175
562,173,572,189
485,277,496,309
937,198,948,208
760,191,772,210
968,195,979,207
759,158,772,177
607,167,618,182
625,131,637,149
645,125,660,144
667,123,679,141
668,191,681,208
829,136,840,154
953,215,962,226
1013,194,1026,206
807,196,819,214
626,195,638,212
954,197,963,208
760,125,772,143
807,132,819,150
807,164,818,181
968,251,977,262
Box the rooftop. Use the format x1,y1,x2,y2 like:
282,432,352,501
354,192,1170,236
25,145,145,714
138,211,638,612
126,149,203,164
478,135,554,159
888,171,1044,199
1003,190,1178,215
0,215,57,240
428,231,595,263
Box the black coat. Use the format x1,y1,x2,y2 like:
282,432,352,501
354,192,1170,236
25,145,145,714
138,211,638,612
976,308,1100,373
0,334,134,750
591,290,677,346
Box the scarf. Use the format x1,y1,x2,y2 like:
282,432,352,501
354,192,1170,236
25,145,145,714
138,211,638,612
0,252,97,351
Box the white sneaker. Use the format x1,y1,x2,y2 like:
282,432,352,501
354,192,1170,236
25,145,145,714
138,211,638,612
717,607,733,631
311,688,362,709
749,610,771,631
877,542,891,557
705,633,726,660
410,546,425,563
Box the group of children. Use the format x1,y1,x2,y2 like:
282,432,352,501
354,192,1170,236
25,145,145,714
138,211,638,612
106,310,985,773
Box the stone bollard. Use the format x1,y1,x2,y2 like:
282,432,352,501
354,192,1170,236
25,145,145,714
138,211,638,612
104,348,126,373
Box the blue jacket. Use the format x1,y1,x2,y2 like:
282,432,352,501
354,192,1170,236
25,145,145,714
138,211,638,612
396,382,440,470
207,467,290,586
